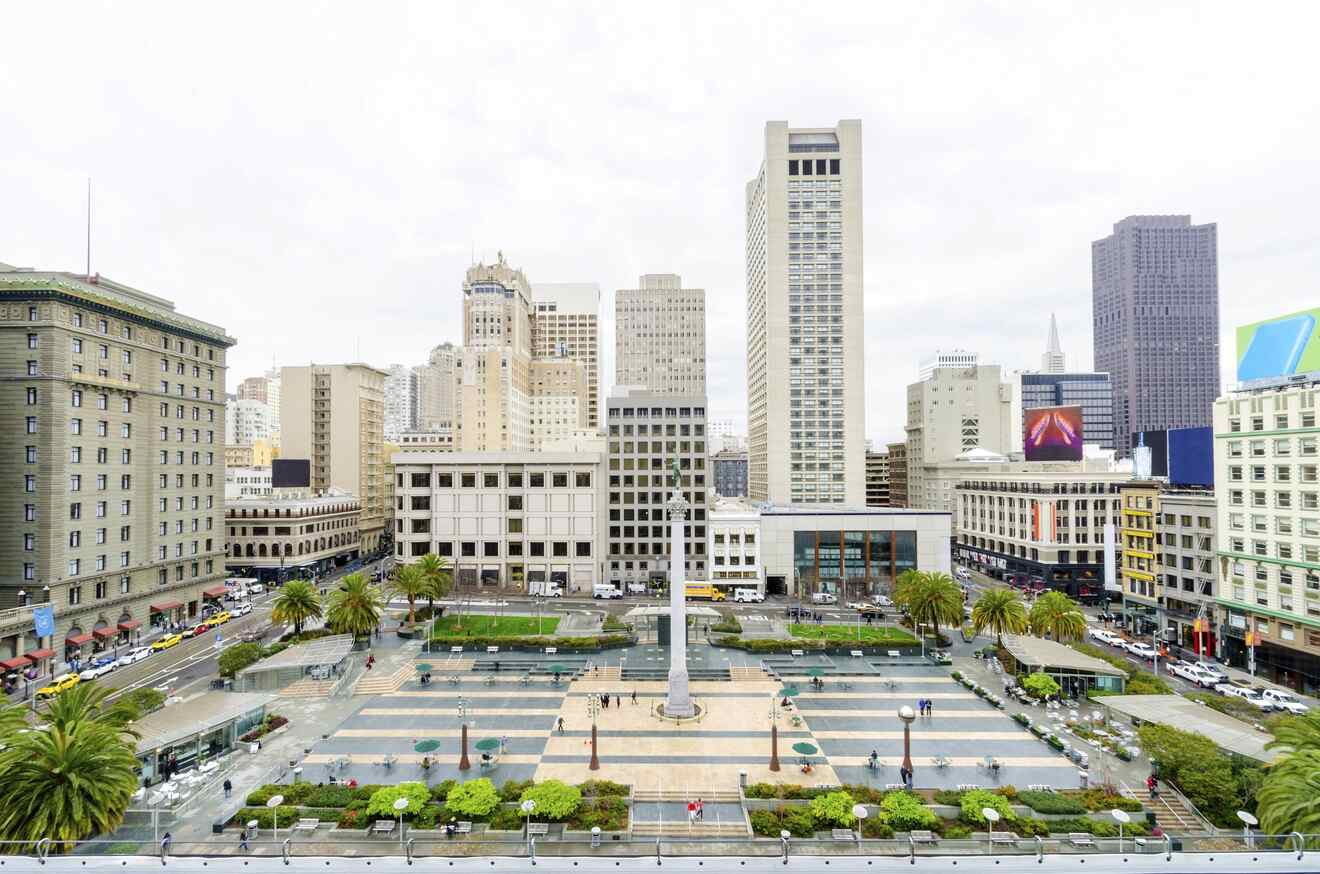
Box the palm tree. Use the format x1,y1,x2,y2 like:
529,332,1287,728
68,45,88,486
1257,748,1320,836
44,682,137,734
1028,590,1087,642
0,697,140,847
1266,710,1320,754
415,552,452,619
390,564,430,625
271,579,323,636
897,571,963,641
325,572,386,639
971,588,1028,646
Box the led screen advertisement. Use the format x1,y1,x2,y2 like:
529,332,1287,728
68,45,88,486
1237,308,1320,385
1024,405,1083,461
272,458,311,489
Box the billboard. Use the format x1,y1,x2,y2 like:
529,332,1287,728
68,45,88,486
1167,426,1213,486
271,458,311,489
1237,308,1320,386
1132,429,1170,478
1024,405,1083,461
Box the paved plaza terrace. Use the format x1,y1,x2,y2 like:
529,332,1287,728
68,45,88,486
292,643,1083,793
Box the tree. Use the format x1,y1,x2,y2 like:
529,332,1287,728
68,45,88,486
325,572,386,638
518,780,582,821
1257,748,1320,836
271,579,322,636
1021,671,1061,700
1028,590,1087,643
896,571,963,640
970,588,1027,646
390,564,430,625
1266,710,1320,755
879,791,938,831
218,642,265,678
366,782,430,818
43,682,137,734
415,552,452,619
445,778,501,817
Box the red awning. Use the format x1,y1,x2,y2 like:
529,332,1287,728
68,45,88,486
66,633,94,646
118,620,142,631
149,601,183,613
0,656,31,671
93,627,117,640
26,648,55,661
202,586,228,598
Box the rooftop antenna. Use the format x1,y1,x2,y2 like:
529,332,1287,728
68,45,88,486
85,178,92,280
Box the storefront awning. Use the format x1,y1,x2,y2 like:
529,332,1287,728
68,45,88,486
0,656,32,671
93,627,117,640
26,648,55,661
66,633,94,646
149,601,183,613
202,585,228,598
118,620,142,631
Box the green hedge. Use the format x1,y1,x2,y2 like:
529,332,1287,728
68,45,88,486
567,796,628,831
427,633,633,650
1017,790,1085,815
577,779,630,797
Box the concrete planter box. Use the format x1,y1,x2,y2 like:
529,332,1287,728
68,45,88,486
928,804,960,819
563,828,629,841
743,797,814,812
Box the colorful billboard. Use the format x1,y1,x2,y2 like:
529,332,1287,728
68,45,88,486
1024,405,1083,461
1168,426,1213,486
1236,308,1320,385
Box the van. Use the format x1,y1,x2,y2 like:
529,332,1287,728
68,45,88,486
626,582,649,595
733,588,764,603
683,583,726,602
810,591,838,605
592,583,622,600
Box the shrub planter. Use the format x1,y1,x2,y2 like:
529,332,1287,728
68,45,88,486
564,828,627,841
743,798,814,812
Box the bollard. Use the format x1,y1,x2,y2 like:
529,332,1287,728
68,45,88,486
592,827,601,848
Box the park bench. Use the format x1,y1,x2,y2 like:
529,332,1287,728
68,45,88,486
850,650,863,658
831,828,856,841
989,833,1019,847
450,646,463,654
455,821,473,834
486,646,500,654
1027,784,1053,792
372,820,396,836
885,783,905,790
887,650,900,658
790,649,804,657
1068,833,1096,848
909,831,938,845
955,784,981,791
293,818,319,833
544,647,557,655
527,822,550,836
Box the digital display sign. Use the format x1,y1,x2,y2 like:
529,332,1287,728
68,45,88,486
1024,405,1083,461
271,458,311,489
1237,308,1320,386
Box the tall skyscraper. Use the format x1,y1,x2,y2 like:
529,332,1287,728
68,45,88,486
1041,313,1066,374
414,342,458,432
745,120,865,506
225,397,274,446
533,283,601,429
614,274,706,396
1092,215,1219,456
455,256,535,452
0,263,233,651
280,363,387,552
382,363,415,439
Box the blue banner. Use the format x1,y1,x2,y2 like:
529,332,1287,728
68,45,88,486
33,604,55,638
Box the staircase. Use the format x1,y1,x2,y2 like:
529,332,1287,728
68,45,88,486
588,665,622,680
622,666,730,682
632,789,741,804
353,662,413,696
631,820,749,838
729,665,769,681
1147,786,1211,834
281,677,335,699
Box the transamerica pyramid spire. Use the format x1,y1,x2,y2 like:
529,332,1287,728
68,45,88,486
1042,312,1066,373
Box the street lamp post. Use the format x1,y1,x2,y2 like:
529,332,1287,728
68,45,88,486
983,807,1000,855
587,693,601,771
1111,808,1130,853
267,794,285,843
898,705,916,783
457,698,470,771
1236,810,1257,849
768,694,780,772
393,796,409,849
521,799,537,848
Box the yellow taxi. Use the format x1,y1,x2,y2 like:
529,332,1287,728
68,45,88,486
210,611,232,625
36,673,81,700
151,633,183,652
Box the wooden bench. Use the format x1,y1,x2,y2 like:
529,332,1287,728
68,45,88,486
887,650,900,658
1067,833,1096,848
956,784,981,791
831,828,856,841
989,833,1019,846
790,649,804,657
909,830,938,844
1027,784,1053,792
371,820,396,836
293,818,319,833
544,647,557,655
486,646,499,654
851,650,864,658
449,645,463,654
527,822,549,836
885,782,905,790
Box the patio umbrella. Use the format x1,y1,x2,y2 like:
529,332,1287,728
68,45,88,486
791,742,818,756
415,663,433,673
805,667,826,678
778,686,801,698
547,663,567,674
413,739,441,753
474,738,500,751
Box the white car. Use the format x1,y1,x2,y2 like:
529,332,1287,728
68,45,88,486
116,647,152,668
955,568,972,582
1215,681,1276,710
734,589,764,603
1126,642,1157,660
247,583,265,595
78,662,115,681
1260,688,1310,714
1191,661,1229,685
232,602,253,617
810,592,838,605
1088,626,1118,645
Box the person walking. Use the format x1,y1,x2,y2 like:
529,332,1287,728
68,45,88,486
696,798,704,821
615,693,621,708
238,826,250,852
926,699,933,717
687,800,696,823
160,832,172,855
557,716,565,734
631,689,637,705
898,765,909,787
223,778,232,799
601,693,609,710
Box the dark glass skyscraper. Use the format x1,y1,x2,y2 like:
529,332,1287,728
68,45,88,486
1092,215,1219,456
1020,372,1114,450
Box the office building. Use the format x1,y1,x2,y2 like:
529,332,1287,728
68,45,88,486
906,364,1016,511
954,462,1128,599
604,389,708,587
615,274,706,396
224,466,272,499
383,364,416,439
1093,215,1220,456
745,120,865,506
1041,314,1066,374
0,263,233,670
712,448,749,498
225,397,274,447
393,428,454,452
390,452,604,593
866,448,890,507
708,498,762,591
529,358,591,450
279,363,387,553
918,349,979,381
1020,372,1114,451
887,441,909,508
236,370,280,443
533,283,601,429
1214,384,1320,692
225,491,361,582
225,439,274,469
414,342,458,432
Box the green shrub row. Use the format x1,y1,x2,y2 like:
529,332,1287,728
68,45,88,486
1016,790,1085,814
427,634,633,650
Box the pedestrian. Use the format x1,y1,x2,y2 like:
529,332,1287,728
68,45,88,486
687,800,696,823
501,735,510,754
906,768,914,789
898,765,909,786
161,832,172,854
916,698,924,715
927,699,934,717
223,778,232,799
631,689,637,705
697,797,704,821
557,716,565,734
601,694,609,710
615,693,621,708
238,826,250,852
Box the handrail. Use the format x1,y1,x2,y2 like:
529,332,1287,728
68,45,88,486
908,834,916,864
1292,832,1304,860
34,837,50,863
1035,835,1043,862
406,837,414,865
1165,832,1172,861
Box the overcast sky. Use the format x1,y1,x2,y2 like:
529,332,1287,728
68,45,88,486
4,2,1318,445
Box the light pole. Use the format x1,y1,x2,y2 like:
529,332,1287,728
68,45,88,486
983,807,1000,855
458,697,470,771
1236,810,1257,849
587,693,601,770
267,794,285,843
393,796,409,849
521,799,536,847
898,705,916,784
768,693,781,772
1111,808,1129,853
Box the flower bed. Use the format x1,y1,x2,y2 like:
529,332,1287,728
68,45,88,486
239,714,288,743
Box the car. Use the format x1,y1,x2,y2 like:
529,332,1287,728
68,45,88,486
182,622,211,638
785,606,813,620
36,673,81,699
846,601,869,610
117,647,152,667
232,602,253,617
1215,681,1276,710
1192,661,1229,685
810,592,838,605
733,588,764,603
151,634,183,651
1088,626,1116,644
853,604,888,618
78,661,116,681
1259,688,1309,714
1126,642,1157,660
247,583,265,595
955,568,972,582
210,611,232,625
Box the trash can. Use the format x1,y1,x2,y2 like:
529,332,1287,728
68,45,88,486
212,822,225,834
591,827,601,848
1078,770,1088,789
739,770,748,789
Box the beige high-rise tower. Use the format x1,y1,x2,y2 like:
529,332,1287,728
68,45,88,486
414,342,458,432
745,120,865,506
614,274,706,396
279,363,387,552
532,283,600,429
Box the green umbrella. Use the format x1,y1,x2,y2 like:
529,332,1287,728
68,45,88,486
413,739,441,753
778,686,801,698
474,737,500,751
416,663,434,673
805,667,826,678
547,663,567,674
791,742,818,756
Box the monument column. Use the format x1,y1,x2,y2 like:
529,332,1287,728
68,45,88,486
664,489,695,717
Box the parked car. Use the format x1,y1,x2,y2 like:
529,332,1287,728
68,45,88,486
210,610,232,625
1215,680,1276,710
1167,661,1218,687
1259,688,1310,714
78,661,116,681
1192,661,1229,685
810,592,838,605
151,634,183,651
1126,642,1157,660
117,647,152,668
1088,626,1119,645
36,673,81,700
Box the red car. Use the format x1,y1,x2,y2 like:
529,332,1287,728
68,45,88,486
183,621,211,638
